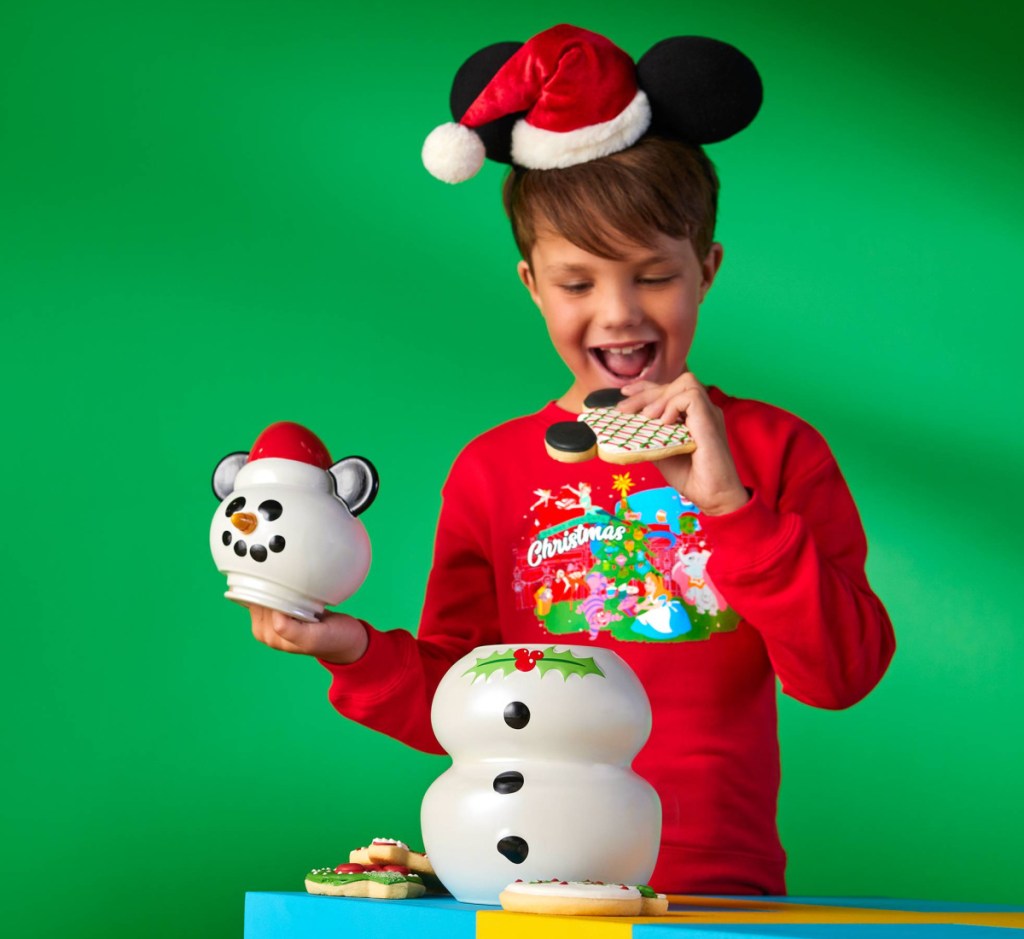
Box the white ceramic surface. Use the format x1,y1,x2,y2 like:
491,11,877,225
209,458,371,622
421,644,661,905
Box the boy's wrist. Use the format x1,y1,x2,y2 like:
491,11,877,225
699,487,751,517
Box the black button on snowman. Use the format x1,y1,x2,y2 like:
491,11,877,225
421,644,662,904
209,422,378,622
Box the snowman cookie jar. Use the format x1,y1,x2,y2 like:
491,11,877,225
209,421,378,622
421,644,661,904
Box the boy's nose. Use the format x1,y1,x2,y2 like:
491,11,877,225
598,286,643,327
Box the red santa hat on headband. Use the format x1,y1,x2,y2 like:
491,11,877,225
423,24,651,183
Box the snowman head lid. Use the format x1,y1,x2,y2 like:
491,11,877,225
209,421,380,622
212,421,378,517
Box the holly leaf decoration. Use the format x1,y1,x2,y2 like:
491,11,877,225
462,647,605,683
535,648,605,681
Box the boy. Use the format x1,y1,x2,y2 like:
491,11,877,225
250,25,894,895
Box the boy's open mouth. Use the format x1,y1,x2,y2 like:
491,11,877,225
591,342,657,380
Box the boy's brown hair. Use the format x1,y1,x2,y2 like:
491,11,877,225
502,136,719,264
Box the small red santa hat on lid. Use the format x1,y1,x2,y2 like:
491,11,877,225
422,24,650,183
247,421,332,468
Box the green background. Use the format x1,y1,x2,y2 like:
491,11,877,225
2,1,1021,935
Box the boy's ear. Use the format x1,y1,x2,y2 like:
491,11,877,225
700,243,725,301
517,260,541,305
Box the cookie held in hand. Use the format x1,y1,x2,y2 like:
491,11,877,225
545,388,696,465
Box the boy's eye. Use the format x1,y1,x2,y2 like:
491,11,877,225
559,282,591,295
638,274,677,286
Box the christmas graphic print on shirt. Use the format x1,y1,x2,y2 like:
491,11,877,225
514,470,738,643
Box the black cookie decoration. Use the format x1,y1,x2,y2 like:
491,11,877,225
544,421,598,461
583,388,626,409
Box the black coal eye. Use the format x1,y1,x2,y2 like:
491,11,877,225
225,497,246,516
269,535,285,553
503,702,530,730
250,545,267,562
259,500,282,521
233,540,247,557
221,531,232,546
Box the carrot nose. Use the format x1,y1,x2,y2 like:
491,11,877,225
231,512,258,534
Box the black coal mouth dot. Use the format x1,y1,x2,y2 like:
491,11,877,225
224,533,285,560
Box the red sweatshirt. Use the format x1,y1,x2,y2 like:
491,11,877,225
322,389,894,895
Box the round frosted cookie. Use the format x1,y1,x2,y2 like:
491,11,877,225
640,890,670,915
545,388,695,465
499,880,644,916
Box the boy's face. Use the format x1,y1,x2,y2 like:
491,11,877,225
518,229,723,412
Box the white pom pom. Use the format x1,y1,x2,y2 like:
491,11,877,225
422,122,486,184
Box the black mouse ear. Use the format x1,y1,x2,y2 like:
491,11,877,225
636,36,763,145
449,41,525,164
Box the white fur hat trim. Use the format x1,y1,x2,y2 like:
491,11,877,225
511,89,651,170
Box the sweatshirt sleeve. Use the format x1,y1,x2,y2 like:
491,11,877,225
700,436,895,710
319,444,502,753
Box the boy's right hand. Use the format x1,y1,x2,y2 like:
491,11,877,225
249,606,369,665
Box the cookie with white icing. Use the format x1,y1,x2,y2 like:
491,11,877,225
545,388,695,465
349,837,434,876
499,879,668,916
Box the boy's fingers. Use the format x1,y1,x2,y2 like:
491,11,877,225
249,608,309,654
616,387,661,413
620,380,656,396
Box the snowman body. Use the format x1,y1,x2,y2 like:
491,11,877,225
209,422,378,622
421,644,661,904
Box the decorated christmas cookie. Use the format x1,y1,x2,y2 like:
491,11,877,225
304,864,426,899
349,838,434,877
498,879,669,916
545,389,695,465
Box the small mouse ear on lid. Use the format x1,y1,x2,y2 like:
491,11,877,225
636,36,763,144
212,452,248,500
329,456,380,516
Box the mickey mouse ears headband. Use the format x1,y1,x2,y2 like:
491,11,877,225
422,23,763,184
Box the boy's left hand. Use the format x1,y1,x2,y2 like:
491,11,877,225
619,372,748,516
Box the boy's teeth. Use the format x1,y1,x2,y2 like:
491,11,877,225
596,342,652,379
603,344,645,355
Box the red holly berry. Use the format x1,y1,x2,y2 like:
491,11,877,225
514,648,536,671
335,863,364,873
